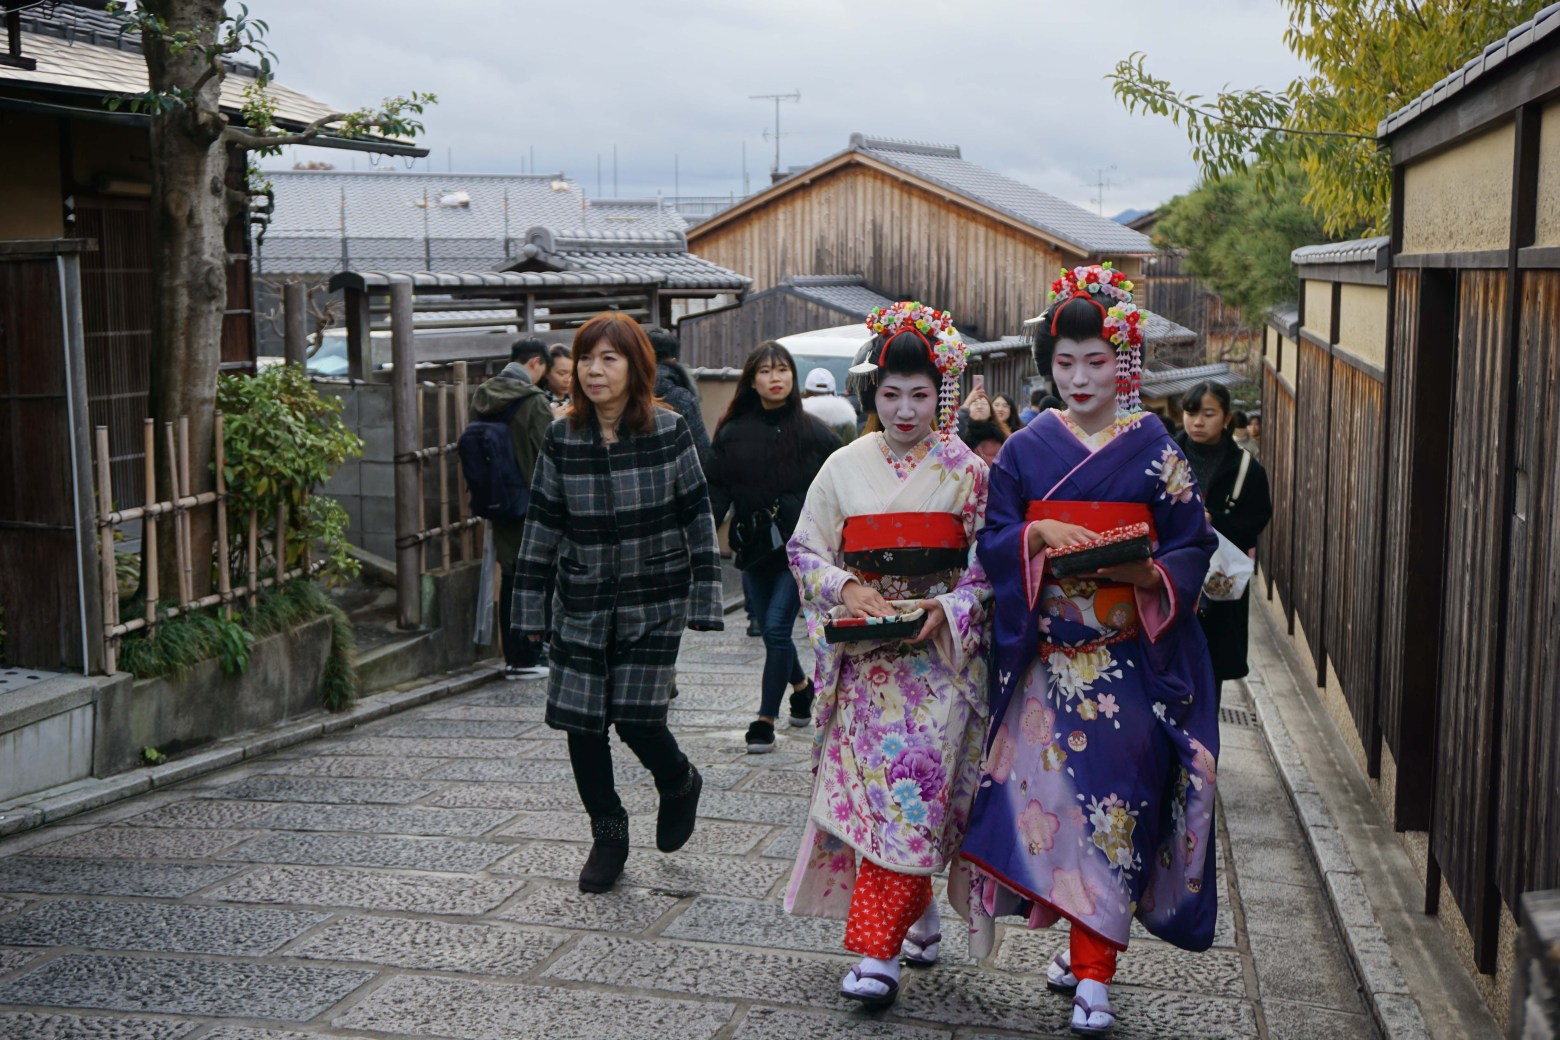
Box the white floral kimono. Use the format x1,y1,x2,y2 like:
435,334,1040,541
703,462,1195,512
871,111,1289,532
784,431,992,919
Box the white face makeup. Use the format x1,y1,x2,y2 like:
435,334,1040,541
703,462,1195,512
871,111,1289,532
1051,336,1118,433
875,372,939,454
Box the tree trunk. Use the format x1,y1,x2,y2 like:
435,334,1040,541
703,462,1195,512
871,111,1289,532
142,0,230,604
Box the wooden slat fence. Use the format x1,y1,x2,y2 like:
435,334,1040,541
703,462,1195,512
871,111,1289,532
1291,336,1332,676
1259,354,1296,610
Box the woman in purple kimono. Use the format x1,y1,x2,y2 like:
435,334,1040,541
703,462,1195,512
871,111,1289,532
954,263,1219,1036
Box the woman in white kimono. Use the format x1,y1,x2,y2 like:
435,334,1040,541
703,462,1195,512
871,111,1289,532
785,302,992,1009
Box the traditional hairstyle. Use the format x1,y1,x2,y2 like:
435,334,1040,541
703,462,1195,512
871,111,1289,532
567,313,661,435
847,301,968,437
1033,261,1144,414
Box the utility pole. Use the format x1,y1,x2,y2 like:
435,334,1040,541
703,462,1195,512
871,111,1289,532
1090,165,1117,217
613,144,618,197
674,153,679,201
750,90,800,173
742,140,749,196
597,153,602,197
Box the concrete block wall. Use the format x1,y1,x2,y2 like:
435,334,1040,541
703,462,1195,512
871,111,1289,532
318,381,398,562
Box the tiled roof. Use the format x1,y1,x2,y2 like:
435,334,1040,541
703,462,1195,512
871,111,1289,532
1291,236,1391,267
4,5,338,130
1379,2,1560,136
966,335,1031,357
781,275,896,317
1140,362,1244,400
331,271,672,292
849,134,1156,256
1268,305,1301,340
258,173,740,288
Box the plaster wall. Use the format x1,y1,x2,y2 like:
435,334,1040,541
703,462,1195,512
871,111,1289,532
1302,280,1334,342
1336,284,1389,370
1401,122,1515,254
1275,336,1298,380
1536,101,1560,247
0,113,65,239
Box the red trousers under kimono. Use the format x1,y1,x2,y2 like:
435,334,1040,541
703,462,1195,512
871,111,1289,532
844,859,933,959
1069,926,1119,984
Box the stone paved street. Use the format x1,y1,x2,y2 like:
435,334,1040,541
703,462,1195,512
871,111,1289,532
0,626,1375,1039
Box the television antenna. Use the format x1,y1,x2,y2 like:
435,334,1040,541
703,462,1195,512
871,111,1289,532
1090,165,1117,217
750,90,800,173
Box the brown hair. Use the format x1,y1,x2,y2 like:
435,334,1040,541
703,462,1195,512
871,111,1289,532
567,313,661,435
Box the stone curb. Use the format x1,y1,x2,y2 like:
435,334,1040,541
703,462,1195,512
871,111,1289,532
1244,667,1433,1040
0,660,502,840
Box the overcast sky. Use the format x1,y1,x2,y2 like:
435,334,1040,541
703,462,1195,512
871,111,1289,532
257,0,1309,217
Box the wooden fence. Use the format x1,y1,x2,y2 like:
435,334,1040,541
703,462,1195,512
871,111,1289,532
91,414,318,675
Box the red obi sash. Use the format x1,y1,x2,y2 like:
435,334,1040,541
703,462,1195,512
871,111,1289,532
841,511,968,577
1024,500,1156,540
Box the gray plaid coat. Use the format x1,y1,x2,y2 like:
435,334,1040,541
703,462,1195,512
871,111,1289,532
513,408,724,734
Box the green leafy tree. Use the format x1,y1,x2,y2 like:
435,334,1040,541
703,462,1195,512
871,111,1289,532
107,1,432,599
1155,165,1333,316
1109,0,1548,236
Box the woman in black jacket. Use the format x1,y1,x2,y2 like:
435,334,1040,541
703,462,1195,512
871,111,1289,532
708,342,841,752
1177,381,1273,694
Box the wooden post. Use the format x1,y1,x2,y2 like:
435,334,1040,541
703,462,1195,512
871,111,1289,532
176,415,194,608
247,509,259,609
214,413,232,618
454,360,472,560
438,384,451,570
275,500,287,588
283,281,308,368
344,286,370,380
417,386,427,575
95,426,119,673
164,422,189,611
390,280,422,627
142,419,159,631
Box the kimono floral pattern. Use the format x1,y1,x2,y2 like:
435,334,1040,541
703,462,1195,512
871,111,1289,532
784,433,993,919
958,410,1221,953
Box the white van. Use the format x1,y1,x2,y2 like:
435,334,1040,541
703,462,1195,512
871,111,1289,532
775,325,873,400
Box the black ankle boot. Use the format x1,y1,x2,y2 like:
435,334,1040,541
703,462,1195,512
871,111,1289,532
656,765,702,853
579,813,629,893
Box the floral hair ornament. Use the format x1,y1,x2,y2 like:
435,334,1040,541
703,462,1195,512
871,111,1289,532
851,301,970,437
1046,261,1145,414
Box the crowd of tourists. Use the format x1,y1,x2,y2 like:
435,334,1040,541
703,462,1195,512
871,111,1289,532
468,261,1270,1036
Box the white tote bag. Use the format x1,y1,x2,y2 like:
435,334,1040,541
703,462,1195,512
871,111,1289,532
1203,450,1255,602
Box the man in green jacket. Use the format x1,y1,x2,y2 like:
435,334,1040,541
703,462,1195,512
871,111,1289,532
471,337,556,679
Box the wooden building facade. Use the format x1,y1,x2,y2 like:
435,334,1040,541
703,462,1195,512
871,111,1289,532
1260,5,1560,1015
686,134,1154,347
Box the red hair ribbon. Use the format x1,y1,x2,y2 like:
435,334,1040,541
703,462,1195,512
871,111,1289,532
1049,292,1108,336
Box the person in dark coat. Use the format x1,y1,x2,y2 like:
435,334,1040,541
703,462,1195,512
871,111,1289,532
470,336,555,679
1177,381,1273,691
707,341,840,753
513,313,724,894
647,327,711,469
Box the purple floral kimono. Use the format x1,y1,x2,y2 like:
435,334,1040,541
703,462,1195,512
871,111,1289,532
954,410,1219,954
784,432,992,919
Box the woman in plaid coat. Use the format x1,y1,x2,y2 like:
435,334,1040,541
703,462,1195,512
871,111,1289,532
513,313,724,893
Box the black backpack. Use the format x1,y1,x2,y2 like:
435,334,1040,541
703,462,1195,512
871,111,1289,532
457,399,531,521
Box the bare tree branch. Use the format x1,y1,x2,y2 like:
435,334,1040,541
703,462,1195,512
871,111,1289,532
223,110,350,149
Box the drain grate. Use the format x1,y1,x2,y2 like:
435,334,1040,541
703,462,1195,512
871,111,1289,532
1219,707,1259,727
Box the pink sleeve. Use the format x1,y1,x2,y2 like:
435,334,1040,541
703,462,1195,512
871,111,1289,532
1021,521,1048,610
1134,560,1177,642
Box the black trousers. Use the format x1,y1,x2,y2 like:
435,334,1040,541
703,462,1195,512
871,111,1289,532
498,568,544,669
567,723,689,821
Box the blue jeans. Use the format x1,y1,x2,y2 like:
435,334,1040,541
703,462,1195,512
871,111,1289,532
745,563,806,718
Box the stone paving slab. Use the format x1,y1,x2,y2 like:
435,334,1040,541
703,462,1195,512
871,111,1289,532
491,881,682,933
0,857,241,898
18,826,253,860
331,974,737,1039
426,779,657,813
287,915,566,975
210,864,522,915
731,1005,956,1040
493,840,789,898
424,759,582,786
0,950,37,975
0,899,326,956
219,832,511,873
0,953,374,1019
373,717,535,739
195,776,445,805
418,703,546,722
542,932,854,1007
993,926,1247,1000
0,1011,197,1039
244,804,515,837
493,809,771,855
251,754,450,779
120,800,282,830
301,735,535,759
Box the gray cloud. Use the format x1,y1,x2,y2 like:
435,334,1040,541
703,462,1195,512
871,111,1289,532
258,0,1307,214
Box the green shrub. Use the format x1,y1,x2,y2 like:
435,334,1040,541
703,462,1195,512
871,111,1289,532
216,364,363,585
